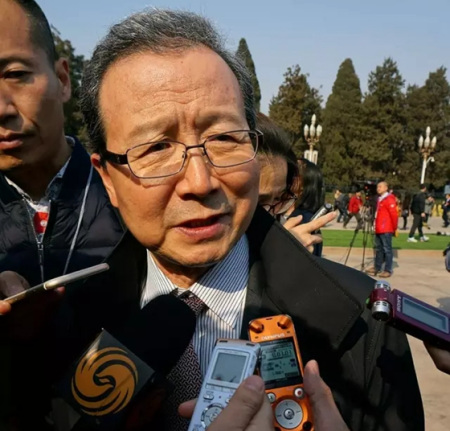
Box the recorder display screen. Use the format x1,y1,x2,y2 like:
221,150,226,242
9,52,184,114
259,338,302,389
402,297,449,334
211,352,247,384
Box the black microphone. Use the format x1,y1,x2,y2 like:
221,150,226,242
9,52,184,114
56,294,196,430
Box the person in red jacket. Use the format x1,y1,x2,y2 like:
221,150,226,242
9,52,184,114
343,190,363,230
367,181,398,277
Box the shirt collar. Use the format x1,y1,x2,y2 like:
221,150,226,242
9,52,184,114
379,192,389,201
4,136,74,202
143,235,249,329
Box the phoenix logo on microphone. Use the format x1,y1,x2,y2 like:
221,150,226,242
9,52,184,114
71,347,138,416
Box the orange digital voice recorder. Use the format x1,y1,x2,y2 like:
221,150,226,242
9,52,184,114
248,315,313,431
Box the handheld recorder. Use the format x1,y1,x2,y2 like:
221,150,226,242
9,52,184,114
367,280,450,349
187,339,261,431
248,315,314,431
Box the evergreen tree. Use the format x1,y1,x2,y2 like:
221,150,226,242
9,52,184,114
236,38,261,111
404,67,450,188
320,59,363,186
269,65,322,157
359,58,407,185
52,27,88,142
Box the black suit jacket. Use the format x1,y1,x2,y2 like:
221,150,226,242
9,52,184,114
45,207,423,431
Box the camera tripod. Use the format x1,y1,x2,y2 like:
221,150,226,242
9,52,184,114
344,205,375,271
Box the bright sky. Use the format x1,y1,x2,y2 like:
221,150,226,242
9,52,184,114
39,0,449,113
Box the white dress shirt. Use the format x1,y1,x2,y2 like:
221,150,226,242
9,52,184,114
141,235,249,375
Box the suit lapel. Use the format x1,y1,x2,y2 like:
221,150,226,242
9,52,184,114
239,258,281,339
243,207,370,354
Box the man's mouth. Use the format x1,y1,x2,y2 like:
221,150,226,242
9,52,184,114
180,215,222,228
0,133,28,151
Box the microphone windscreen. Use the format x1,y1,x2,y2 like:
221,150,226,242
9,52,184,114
110,294,196,375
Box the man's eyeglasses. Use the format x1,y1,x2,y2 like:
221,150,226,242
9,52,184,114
101,129,262,179
262,191,297,216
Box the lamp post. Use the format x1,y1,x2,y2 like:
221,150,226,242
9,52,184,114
303,114,322,164
418,126,437,184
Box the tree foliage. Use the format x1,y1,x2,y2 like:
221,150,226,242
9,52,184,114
404,67,450,188
52,27,88,142
357,58,407,186
320,59,363,186
236,38,261,111
268,65,322,157
270,56,450,190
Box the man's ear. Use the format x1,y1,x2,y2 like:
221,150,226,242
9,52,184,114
55,58,71,103
91,153,119,208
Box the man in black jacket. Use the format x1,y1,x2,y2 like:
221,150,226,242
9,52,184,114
0,0,125,286
0,1,125,428
408,184,429,243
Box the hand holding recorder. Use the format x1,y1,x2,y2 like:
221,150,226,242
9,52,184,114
367,282,450,375
248,314,314,431
0,264,109,341
367,280,450,351
0,271,30,314
180,360,349,431
187,339,261,430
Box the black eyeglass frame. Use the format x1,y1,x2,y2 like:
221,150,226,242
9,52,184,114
262,191,298,216
100,129,263,180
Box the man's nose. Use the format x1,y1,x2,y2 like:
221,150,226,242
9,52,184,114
175,147,219,198
0,86,17,122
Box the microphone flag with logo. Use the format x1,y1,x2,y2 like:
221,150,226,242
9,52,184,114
56,294,196,430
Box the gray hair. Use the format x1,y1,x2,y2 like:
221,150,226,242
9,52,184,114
80,9,256,155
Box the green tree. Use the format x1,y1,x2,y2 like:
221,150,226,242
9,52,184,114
52,27,88,142
269,65,322,157
404,67,450,188
359,58,407,185
236,38,261,111
320,59,363,186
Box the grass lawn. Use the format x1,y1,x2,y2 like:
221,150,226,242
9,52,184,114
322,229,450,250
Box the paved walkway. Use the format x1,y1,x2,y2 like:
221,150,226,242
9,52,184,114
322,246,450,431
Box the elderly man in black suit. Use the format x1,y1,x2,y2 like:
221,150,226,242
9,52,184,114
2,8,424,431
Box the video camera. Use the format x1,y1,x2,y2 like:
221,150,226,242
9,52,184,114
362,181,377,200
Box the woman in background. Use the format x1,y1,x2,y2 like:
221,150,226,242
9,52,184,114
256,114,334,255
289,158,326,256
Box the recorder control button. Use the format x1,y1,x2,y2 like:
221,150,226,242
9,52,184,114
284,409,295,420
294,387,305,399
203,391,214,401
267,392,276,403
202,404,224,427
275,400,303,429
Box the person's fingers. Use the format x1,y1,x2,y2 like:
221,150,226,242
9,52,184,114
304,360,349,431
304,211,337,233
208,375,267,431
424,342,450,375
239,388,273,431
288,225,323,249
54,286,66,296
307,234,323,246
283,214,303,230
2,286,65,340
0,300,12,315
178,399,197,419
0,271,30,299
